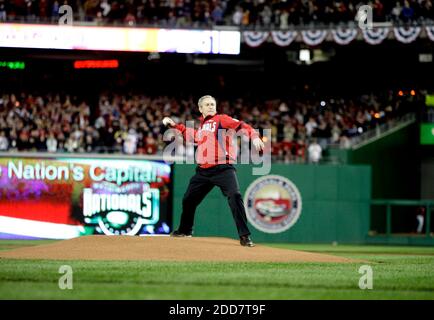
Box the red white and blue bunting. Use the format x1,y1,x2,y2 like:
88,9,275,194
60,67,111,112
393,26,421,43
243,31,269,47
243,26,434,47
362,27,390,45
331,28,358,45
425,26,434,41
270,31,298,47
301,30,328,46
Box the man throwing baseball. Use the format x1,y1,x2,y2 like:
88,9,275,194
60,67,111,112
163,95,264,247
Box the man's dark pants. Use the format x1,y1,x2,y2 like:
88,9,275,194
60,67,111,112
177,164,251,237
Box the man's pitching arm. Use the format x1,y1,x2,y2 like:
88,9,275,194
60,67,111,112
162,116,197,143
219,115,265,151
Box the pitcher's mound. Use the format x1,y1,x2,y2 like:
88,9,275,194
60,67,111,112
0,235,355,263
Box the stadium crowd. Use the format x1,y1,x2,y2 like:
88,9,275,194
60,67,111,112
0,0,433,27
0,91,412,163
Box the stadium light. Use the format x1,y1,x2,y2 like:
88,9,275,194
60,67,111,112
299,49,311,63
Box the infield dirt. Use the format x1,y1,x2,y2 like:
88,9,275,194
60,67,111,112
0,236,358,263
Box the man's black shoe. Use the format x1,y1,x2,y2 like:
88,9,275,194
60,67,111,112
240,235,254,247
170,230,193,237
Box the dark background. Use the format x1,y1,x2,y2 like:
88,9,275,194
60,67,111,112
1,39,433,98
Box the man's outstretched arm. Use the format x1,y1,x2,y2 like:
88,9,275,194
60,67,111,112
219,115,265,151
162,117,197,143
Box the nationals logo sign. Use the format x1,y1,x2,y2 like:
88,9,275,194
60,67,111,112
82,185,160,236
244,175,302,233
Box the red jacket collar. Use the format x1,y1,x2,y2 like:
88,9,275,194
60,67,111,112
200,114,218,122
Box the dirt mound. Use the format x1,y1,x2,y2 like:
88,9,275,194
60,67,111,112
0,236,355,263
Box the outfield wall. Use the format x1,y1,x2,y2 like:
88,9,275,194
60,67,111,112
173,164,371,244
350,122,419,200
326,121,422,231
327,122,419,200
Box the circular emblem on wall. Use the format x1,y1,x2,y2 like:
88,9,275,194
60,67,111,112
244,175,302,234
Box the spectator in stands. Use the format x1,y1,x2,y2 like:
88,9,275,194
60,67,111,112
279,9,289,29
401,0,415,22
340,135,352,149
421,0,433,21
391,1,403,22
296,138,307,163
124,128,138,154
283,122,296,142
56,131,66,152
315,119,331,149
51,1,60,20
308,138,322,163
145,132,158,154
8,130,18,151
124,11,136,26
46,132,58,153
100,0,111,19
0,131,8,151
212,4,224,25
305,116,318,138
64,135,78,153
232,5,243,25
260,5,273,26
373,0,385,22
17,129,30,151
331,122,341,144
0,0,6,21
0,90,417,163
2,0,434,26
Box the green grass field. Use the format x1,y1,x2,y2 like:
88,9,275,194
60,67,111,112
0,240,433,300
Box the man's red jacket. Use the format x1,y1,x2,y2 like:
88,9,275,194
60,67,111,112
174,114,259,168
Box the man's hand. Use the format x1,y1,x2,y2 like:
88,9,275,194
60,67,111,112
252,137,265,152
162,117,176,127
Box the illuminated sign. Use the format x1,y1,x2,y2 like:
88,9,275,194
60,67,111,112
0,61,25,70
0,157,172,239
0,24,240,55
426,94,434,107
74,60,119,69
421,123,434,145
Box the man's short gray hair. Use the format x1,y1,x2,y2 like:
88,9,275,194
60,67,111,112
198,95,216,108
